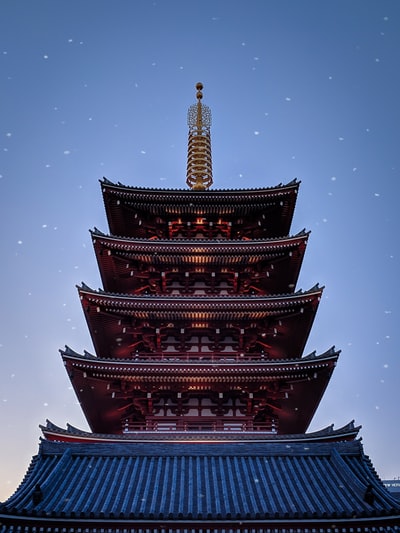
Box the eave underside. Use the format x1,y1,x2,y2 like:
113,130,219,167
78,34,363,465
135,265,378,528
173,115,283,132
91,231,308,296
101,179,299,239
78,287,321,361
61,348,338,435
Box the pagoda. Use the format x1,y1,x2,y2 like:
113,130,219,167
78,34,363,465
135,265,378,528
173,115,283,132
1,83,400,532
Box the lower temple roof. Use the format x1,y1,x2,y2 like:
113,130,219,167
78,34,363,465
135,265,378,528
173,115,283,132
1,438,400,531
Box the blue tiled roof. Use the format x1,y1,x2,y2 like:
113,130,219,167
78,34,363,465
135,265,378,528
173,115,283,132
1,439,400,529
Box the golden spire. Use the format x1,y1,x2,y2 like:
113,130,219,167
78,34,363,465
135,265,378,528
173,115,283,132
186,82,213,190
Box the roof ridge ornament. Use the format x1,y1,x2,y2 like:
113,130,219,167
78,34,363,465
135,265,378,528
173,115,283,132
186,82,213,190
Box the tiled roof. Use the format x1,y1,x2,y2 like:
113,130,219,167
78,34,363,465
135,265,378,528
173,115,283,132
90,227,309,253
100,176,300,197
1,439,399,529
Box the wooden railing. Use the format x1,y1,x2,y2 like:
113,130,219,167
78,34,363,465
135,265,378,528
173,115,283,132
122,417,277,433
129,351,270,362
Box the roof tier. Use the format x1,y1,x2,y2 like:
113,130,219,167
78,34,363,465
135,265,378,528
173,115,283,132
41,419,361,443
78,285,322,361
91,229,308,296
101,178,299,239
61,346,338,435
2,439,399,530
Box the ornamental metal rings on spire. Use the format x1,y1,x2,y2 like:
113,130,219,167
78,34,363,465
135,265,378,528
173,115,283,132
186,82,213,190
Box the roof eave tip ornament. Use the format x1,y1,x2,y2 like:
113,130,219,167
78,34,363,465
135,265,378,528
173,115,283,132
186,82,213,191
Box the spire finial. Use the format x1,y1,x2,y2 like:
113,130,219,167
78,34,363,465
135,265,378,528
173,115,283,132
186,82,213,190
196,81,203,99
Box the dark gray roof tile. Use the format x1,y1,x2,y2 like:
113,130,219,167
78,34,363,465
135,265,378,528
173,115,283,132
2,439,400,524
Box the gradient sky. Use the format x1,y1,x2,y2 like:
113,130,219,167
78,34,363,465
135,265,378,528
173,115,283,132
1,0,400,501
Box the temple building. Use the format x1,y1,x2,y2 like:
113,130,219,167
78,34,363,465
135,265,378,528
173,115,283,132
1,83,400,532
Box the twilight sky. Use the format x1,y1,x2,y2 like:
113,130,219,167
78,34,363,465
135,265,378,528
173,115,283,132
1,0,400,500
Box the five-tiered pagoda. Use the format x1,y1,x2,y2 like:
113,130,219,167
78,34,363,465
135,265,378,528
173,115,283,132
1,83,399,532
